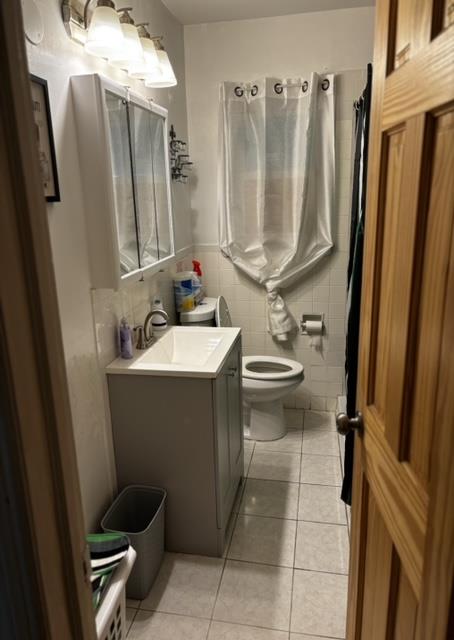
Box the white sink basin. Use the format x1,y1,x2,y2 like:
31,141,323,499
106,326,241,378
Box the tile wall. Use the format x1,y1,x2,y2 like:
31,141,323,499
92,257,193,369
193,70,366,411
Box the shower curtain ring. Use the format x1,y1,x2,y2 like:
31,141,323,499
321,78,330,91
274,82,283,94
234,86,244,97
302,81,308,93
251,85,258,96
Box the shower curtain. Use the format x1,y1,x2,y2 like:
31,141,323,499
219,74,335,340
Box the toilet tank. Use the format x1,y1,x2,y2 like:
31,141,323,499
180,297,216,326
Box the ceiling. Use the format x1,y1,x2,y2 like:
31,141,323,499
161,0,374,25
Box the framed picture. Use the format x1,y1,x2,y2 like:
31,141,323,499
30,74,60,202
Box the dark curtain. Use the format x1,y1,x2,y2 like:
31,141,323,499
341,64,372,506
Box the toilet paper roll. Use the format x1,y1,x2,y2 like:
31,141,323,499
305,320,323,350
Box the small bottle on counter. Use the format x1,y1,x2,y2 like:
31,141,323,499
120,317,133,359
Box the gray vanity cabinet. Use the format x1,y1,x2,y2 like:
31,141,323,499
107,337,243,557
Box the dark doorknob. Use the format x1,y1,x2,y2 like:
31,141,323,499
336,411,364,436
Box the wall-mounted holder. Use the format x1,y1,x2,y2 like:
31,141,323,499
169,124,193,183
300,313,325,335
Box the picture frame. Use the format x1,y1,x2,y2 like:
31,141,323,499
30,74,60,202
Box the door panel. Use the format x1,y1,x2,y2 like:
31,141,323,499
347,0,454,638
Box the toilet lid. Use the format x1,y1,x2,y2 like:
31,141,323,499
242,355,304,380
215,296,232,327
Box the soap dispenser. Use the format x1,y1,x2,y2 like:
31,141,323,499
150,296,168,333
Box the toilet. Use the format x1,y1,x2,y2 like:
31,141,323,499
180,297,304,441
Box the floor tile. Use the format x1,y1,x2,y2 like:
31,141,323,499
209,620,288,639
298,484,347,524
302,430,340,456
141,552,224,618
126,598,140,608
304,411,336,431
284,408,304,429
228,515,296,567
300,454,342,486
213,560,293,631
126,607,137,635
249,450,301,483
128,610,210,640
239,478,299,520
291,570,348,638
255,429,302,454
294,521,349,574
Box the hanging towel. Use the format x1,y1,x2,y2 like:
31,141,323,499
341,64,372,506
87,533,130,610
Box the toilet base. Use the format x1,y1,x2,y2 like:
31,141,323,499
244,400,286,441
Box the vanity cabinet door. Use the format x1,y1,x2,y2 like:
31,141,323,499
214,370,231,529
226,340,243,485
214,339,244,530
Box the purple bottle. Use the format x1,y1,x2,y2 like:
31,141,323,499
120,317,133,359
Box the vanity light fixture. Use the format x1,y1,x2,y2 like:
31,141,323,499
128,23,159,79
84,0,124,58
109,8,143,69
61,0,178,87
145,37,177,88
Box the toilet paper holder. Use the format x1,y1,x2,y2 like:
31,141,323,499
300,313,325,335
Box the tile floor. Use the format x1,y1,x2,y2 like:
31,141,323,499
126,410,350,640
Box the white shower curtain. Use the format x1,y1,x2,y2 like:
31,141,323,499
219,74,335,341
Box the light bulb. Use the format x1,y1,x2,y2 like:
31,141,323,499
85,1,124,59
145,45,177,88
128,31,159,79
109,10,144,69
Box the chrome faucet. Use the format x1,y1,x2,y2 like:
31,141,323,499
135,308,169,350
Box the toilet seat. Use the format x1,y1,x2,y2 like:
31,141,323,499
242,355,303,381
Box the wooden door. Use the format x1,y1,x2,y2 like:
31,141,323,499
346,1,454,638
0,2,96,638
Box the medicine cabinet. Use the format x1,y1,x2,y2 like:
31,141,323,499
72,74,175,289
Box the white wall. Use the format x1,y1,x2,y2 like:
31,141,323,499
184,8,374,411
26,0,192,530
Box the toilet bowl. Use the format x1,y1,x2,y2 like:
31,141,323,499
180,296,304,441
242,356,304,441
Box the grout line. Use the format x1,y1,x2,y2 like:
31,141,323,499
289,414,304,636
125,607,138,637
209,616,292,635
135,607,213,621
236,512,349,524
214,554,350,576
